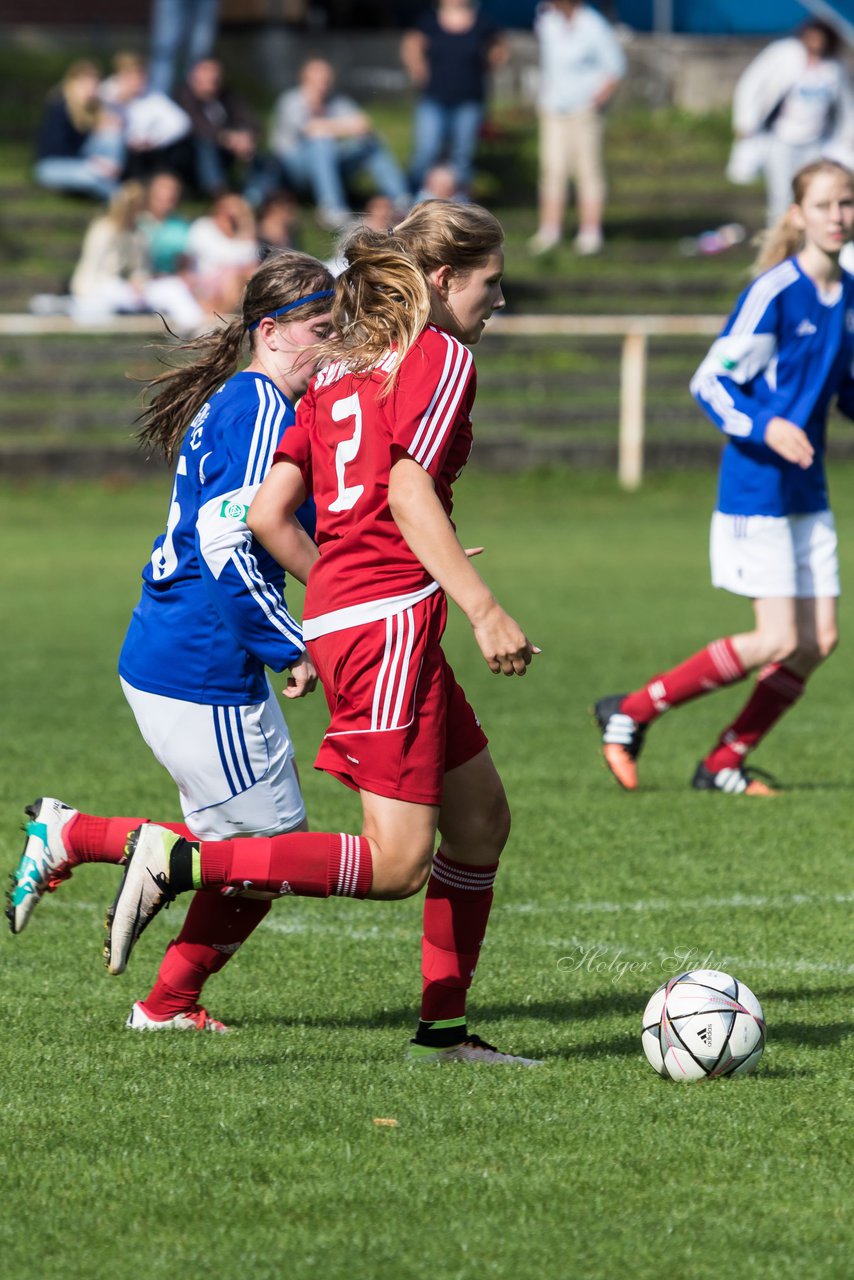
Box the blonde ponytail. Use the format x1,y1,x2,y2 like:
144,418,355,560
319,199,504,389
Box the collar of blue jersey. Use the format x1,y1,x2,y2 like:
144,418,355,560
247,290,334,332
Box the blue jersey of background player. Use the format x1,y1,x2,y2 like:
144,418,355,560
596,160,854,798
691,248,854,518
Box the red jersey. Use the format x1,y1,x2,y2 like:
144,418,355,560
275,324,476,639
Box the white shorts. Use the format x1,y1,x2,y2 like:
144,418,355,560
120,677,306,840
710,510,840,599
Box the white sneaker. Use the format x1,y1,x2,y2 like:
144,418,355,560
104,824,180,975
126,1001,230,1033
528,228,561,256
408,1033,543,1065
574,229,603,256
6,797,77,934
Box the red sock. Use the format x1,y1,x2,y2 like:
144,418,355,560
199,831,372,898
420,850,498,1024
704,663,806,772
621,638,746,724
64,813,195,866
139,891,271,1020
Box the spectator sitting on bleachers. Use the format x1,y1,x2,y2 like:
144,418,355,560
269,57,410,229
69,180,206,333
256,190,302,258
34,60,123,202
102,52,194,184
186,191,260,313
415,162,468,203
175,56,262,197
140,171,192,274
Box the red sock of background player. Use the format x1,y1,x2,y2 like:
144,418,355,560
620,637,746,724
140,891,271,1021
414,850,498,1046
703,663,805,773
63,813,194,867
191,830,372,898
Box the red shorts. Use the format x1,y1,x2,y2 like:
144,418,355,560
307,591,488,806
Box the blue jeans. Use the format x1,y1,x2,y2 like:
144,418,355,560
277,135,409,217
34,130,124,201
410,98,484,190
149,0,220,95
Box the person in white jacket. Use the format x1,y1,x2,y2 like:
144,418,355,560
730,20,854,224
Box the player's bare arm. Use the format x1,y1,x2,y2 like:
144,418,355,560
248,460,319,584
388,456,536,676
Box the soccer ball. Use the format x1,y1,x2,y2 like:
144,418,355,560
641,969,766,1081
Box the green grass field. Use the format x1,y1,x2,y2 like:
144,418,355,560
1,467,853,1279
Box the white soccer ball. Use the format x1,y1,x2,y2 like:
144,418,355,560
641,969,766,1081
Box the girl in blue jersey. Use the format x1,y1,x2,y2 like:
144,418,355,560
8,251,334,1031
597,159,854,795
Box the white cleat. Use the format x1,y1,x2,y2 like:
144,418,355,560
408,1033,543,1065
126,1001,230,1033
6,797,77,935
104,824,179,976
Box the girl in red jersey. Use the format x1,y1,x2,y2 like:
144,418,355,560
106,200,542,1064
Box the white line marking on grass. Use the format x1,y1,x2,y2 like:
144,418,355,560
500,890,854,916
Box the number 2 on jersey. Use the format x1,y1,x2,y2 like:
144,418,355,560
328,392,365,513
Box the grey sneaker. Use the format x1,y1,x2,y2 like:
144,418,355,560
408,1033,543,1065
6,797,77,934
104,824,179,975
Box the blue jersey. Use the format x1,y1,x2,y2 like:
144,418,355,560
690,258,854,516
119,371,306,706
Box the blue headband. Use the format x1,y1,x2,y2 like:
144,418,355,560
247,290,334,331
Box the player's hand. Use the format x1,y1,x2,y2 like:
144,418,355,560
472,601,539,677
463,546,484,558
283,654,318,698
764,417,814,469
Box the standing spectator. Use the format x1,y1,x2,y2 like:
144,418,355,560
401,0,507,195
529,0,625,256
175,57,261,197
69,180,205,333
34,60,123,202
730,20,854,225
149,0,220,95
186,192,260,314
102,52,194,184
270,57,410,229
140,171,191,275
595,160,854,796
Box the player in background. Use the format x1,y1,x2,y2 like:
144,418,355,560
7,251,334,1032
104,200,542,1064
596,159,854,795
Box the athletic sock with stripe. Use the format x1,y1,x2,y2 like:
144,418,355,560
418,849,498,1034
703,662,806,773
620,637,746,724
191,831,373,898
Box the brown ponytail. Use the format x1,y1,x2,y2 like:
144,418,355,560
136,250,334,462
